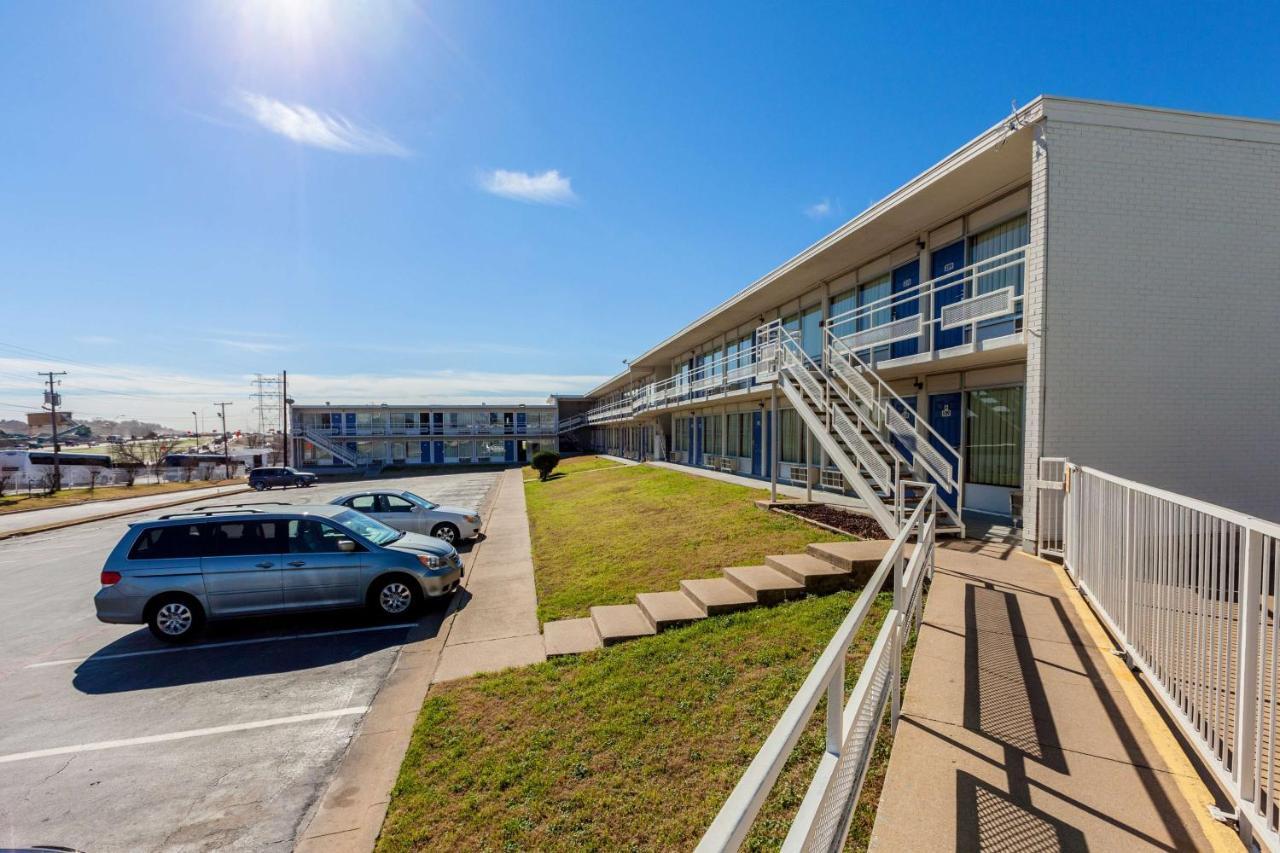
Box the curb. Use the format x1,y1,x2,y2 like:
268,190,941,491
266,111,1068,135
0,485,254,541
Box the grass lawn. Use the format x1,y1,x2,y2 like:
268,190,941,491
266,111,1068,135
522,453,625,481
525,463,851,622
378,591,907,852
0,479,243,514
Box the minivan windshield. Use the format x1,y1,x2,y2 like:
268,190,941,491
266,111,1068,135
334,509,403,545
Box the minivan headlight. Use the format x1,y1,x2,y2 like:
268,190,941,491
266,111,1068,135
417,554,445,570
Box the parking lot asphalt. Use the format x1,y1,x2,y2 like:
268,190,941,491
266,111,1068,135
0,469,500,853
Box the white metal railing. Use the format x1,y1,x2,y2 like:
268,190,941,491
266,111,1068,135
825,245,1026,362
697,485,937,851
1043,460,1280,851
299,428,361,467
583,342,774,426
825,330,965,532
558,414,587,433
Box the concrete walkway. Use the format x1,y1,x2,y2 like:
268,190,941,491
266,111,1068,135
0,482,250,537
643,458,871,509
870,539,1237,851
431,467,546,682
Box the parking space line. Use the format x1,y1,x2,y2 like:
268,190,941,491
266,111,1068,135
0,706,369,765
25,623,417,669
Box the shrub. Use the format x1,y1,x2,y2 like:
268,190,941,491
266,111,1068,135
530,450,560,481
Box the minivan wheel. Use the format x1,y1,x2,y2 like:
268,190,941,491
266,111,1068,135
147,595,205,643
253,481,267,491
431,523,460,544
370,575,420,619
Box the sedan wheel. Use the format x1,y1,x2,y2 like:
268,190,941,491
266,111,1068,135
431,523,459,544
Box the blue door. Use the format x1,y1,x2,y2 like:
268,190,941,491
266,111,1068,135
750,412,762,476
432,441,444,464
516,412,527,435
694,417,704,466
931,241,967,351
344,413,356,434
345,441,358,461
928,393,963,508
431,413,443,434
504,440,516,463
420,441,431,463
890,260,920,359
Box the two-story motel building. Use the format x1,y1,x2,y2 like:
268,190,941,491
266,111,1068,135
291,403,558,469
567,96,1280,552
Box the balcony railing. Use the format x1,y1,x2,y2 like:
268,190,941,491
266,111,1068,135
580,245,1027,428
825,245,1027,366
584,342,772,426
292,423,554,438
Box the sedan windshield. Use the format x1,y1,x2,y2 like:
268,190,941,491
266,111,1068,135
404,492,438,510
334,509,403,545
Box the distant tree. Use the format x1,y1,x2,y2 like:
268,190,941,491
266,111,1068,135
530,450,561,482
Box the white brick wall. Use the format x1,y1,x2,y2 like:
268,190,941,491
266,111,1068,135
1036,116,1280,523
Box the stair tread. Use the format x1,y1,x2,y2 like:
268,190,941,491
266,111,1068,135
636,590,706,630
590,604,657,646
806,540,893,571
722,564,806,605
543,617,602,656
765,552,850,577
679,578,757,614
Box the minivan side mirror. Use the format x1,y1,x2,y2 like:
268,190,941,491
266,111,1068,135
337,539,357,553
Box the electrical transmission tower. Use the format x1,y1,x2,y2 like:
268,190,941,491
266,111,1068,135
250,374,284,439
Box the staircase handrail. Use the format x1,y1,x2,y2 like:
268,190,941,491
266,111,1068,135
826,332,963,488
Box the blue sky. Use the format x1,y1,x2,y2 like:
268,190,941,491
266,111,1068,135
1,0,1277,430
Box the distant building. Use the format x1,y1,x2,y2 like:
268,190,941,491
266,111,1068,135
290,403,559,469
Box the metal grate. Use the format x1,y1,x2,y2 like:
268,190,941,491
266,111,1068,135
939,286,1014,330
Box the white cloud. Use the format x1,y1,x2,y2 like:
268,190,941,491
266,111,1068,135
205,338,294,353
805,198,835,219
235,91,410,157
480,169,577,205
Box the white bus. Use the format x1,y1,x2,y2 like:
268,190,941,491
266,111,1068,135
0,449,123,488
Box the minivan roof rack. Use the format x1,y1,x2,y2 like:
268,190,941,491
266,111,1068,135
191,501,294,510
157,507,268,519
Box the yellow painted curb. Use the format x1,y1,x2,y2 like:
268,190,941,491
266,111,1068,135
1049,560,1242,851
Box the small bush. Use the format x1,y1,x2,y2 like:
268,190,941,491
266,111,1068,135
530,450,560,482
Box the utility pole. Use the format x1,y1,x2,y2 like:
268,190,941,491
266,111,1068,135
282,370,290,467
191,411,200,451
215,401,233,478
38,371,68,491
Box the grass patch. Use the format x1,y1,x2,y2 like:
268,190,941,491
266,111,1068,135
0,479,243,514
525,463,851,622
378,591,898,852
522,454,624,481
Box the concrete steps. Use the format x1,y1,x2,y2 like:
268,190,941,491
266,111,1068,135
543,538,895,658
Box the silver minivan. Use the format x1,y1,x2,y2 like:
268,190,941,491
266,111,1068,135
94,503,463,642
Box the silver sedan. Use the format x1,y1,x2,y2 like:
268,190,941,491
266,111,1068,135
329,488,482,544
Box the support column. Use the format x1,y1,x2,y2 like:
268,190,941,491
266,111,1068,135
805,429,813,502
770,387,779,502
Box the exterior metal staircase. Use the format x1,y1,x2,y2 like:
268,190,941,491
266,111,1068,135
757,320,965,538
295,428,362,468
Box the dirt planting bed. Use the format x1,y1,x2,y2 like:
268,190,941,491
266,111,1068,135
778,503,888,539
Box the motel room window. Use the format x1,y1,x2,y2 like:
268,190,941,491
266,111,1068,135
800,306,823,360
477,439,503,461
970,214,1029,340
704,416,723,456
829,289,856,340
780,409,803,464
674,418,689,453
725,413,753,458
856,275,892,331
965,387,1024,488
